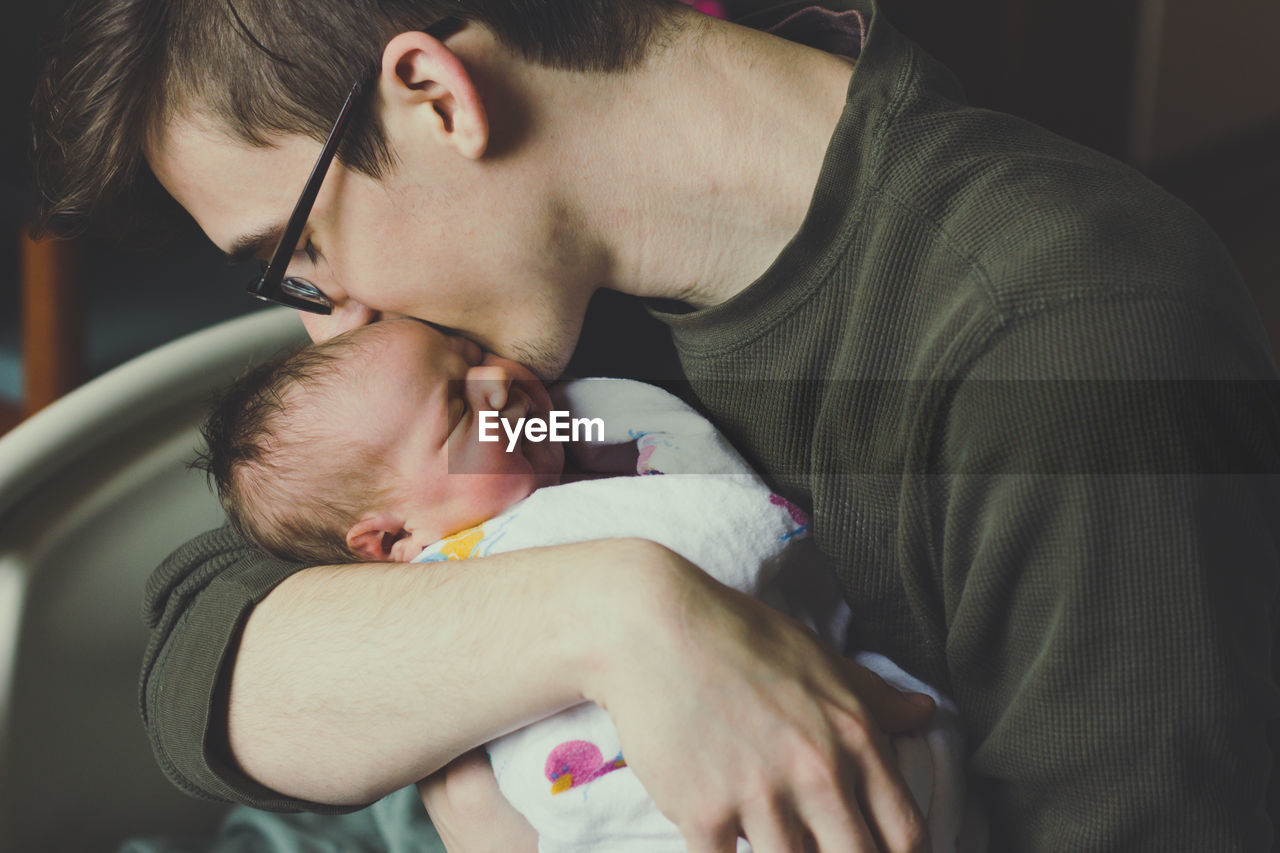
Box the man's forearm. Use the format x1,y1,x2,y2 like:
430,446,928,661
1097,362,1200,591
225,539,654,805
218,529,937,851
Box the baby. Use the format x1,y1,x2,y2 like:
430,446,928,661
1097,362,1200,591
200,316,566,566
199,318,982,853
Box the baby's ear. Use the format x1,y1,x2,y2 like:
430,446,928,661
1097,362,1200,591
346,514,409,562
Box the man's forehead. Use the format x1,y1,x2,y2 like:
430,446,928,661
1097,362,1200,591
146,113,318,256
146,111,254,198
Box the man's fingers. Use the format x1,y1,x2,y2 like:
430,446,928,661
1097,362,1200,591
796,785,881,853
682,816,742,853
770,716,886,853
740,801,805,853
850,733,931,853
840,659,935,734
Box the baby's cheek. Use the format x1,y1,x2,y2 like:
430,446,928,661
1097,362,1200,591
494,455,541,505
465,477,519,526
529,437,566,487
544,437,566,472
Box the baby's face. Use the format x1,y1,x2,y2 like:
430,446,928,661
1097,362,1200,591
341,318,563,557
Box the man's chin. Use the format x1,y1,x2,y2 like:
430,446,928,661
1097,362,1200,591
505,332,579,383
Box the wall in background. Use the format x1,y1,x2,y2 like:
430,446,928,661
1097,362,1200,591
880,0,1280,354
1131,0,1280,169
0,1,263,415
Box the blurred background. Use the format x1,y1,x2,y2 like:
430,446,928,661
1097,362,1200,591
2,0,1278,436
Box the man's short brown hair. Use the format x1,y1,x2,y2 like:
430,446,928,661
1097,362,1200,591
31,0,685,242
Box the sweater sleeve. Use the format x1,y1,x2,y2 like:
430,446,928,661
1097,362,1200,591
930,299,1280,851
138,525,369,813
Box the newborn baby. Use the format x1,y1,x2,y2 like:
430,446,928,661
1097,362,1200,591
199,318,982,853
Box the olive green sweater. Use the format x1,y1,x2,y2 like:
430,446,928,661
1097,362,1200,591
141,2,1280,849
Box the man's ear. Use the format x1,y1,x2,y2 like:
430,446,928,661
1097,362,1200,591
379,29,489,160
346,513,409,562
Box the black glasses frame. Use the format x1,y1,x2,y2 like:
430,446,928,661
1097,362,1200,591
245,76,368,314
245,18,466,314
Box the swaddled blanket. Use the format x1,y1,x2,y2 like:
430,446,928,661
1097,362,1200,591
415,378,978,853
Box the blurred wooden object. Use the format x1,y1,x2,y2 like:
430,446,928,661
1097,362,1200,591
0,403,18,435
3,227,83,433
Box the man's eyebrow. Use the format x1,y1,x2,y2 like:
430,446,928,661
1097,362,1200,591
226,224,285,265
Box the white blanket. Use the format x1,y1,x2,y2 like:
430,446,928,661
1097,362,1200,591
414,378,978,853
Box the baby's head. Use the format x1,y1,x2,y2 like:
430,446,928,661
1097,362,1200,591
199,318,564,564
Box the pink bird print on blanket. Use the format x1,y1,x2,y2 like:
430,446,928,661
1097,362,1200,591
545,740,628,795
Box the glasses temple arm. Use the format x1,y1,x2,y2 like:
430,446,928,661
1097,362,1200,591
262,78,366,277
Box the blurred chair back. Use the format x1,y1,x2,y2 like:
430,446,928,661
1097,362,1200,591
0,307,306,853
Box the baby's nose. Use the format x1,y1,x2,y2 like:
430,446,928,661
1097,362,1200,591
464,364,515,413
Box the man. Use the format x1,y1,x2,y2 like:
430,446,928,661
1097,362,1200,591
31,0,1279,850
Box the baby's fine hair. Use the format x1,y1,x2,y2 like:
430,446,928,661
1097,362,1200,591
196,326,397,564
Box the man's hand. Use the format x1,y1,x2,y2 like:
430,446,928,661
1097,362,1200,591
424,670,931,853
585,540,935,853
417,749,538,853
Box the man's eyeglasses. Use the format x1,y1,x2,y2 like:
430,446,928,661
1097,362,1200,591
245,76,367,314
246,18,464,314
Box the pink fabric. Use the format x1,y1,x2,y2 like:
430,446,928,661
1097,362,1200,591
683,0,727,17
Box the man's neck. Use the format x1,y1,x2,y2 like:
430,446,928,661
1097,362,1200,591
528,12,855,310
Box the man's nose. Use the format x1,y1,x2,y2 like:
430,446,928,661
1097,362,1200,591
298,299,383,342
464,365,516,414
